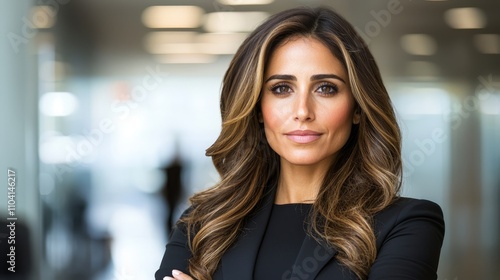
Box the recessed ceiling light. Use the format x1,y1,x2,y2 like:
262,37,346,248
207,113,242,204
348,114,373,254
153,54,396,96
39,92,78,116
144,32,198,47
147,43,200,54
143,31,198,54
197,33,248,54
217,0,274,5
474,34,500,54
444,7,486,29
142,6,204,28
31,6,57,28
156,54,217,64
401,34,437,55
203,12,269,32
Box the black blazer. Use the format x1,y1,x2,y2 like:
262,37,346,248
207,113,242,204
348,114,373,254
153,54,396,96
156,187,445,280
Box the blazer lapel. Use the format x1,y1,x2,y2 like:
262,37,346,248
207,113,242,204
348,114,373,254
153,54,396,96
220,186,276,280
289,230,337,279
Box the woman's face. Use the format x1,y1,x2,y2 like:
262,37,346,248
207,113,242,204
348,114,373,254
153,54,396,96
260,36,359,170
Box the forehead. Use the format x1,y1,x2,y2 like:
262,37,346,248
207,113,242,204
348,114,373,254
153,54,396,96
265,36,346,77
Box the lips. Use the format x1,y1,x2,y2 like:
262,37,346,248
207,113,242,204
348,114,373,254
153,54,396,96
285,130,322,144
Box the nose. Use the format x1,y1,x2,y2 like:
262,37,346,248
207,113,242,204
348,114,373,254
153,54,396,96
294,91,315,122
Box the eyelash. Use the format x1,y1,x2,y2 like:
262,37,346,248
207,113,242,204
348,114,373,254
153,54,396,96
269,83,292,95
316,82,339,95
268,82,339,96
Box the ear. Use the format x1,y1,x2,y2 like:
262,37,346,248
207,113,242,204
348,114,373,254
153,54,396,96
352,108,361,124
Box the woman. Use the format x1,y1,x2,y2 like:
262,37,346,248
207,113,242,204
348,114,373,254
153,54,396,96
156,6,444,280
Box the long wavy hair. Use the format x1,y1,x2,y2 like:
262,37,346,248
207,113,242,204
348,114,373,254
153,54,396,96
181,6,402,280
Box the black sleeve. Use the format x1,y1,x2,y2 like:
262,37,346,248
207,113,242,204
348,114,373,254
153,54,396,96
155,208,193,280
368,199,445,280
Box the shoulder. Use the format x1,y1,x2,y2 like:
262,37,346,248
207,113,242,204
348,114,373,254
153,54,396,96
368,198,445,279
374,197,443,224
373,197,445,252
172,206,194,233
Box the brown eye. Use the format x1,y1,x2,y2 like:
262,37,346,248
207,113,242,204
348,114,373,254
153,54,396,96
270,83,292,95
316,83,338,95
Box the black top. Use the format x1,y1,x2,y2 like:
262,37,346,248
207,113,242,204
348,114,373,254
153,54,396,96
254,203,312,279
155,188,445,280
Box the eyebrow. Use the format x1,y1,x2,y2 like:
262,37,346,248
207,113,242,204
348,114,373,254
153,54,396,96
265,74,346,84
311,74,346,84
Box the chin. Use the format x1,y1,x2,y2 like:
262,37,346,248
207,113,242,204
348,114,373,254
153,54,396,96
281,155,333,167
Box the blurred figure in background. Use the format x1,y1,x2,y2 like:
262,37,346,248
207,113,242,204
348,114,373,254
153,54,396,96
160,156,185,236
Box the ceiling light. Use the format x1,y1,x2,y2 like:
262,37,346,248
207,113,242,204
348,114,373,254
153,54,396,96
156,54,217,64
474,34,500,54
444,7,486,29
31,6,56,28
217,0,274,5
148,43,201,54
40,92,78,116
142,6,204,28
144,32,198,52
401,34,437,55
197,33,248,54
204,12,269,32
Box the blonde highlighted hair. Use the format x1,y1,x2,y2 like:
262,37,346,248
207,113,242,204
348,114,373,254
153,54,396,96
182,6,402,280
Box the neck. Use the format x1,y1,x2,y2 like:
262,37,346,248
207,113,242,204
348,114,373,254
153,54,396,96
274,160,329,204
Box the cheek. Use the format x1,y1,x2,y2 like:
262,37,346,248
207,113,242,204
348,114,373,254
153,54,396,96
331,107,353,127
261,100,287,131
322,100,355,130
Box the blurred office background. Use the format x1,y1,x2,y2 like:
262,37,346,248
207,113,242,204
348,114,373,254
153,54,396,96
1,0,499,279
